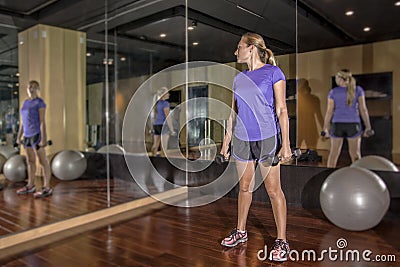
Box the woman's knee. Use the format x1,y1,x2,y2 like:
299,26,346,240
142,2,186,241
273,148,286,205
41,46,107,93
266,187,283,200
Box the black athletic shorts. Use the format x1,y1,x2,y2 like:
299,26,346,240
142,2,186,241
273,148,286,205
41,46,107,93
231,133,282,166
23,133,41,148
153,124,170,135
330,122,362,138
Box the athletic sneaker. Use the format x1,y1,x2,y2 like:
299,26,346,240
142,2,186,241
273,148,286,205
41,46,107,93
221,229,248,247
269,239,290,262
16,185,36,195
33,187,53,198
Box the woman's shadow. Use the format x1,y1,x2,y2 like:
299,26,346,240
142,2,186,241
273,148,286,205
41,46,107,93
297,78,324,150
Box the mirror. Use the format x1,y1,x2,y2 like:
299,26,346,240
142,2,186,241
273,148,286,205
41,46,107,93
296,0,400,168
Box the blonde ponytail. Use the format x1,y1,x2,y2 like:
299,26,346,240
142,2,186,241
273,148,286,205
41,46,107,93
347,76,356,106
265,48,276,66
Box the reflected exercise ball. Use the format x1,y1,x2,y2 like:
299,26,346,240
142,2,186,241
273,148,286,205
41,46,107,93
51,150,87,180
97,144,125,154
3,155,27,182
0,154,6,173
0,145,18,159
351,155,399,172
320,167,390,231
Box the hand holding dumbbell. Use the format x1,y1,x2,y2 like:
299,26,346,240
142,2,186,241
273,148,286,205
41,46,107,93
271,148,302,165
216,143,231,165
364,129,375,137
14,140,53,150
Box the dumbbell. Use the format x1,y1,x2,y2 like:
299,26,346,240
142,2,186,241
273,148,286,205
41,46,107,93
320,131,327,137
14,140,53,150
271,148,302,165
365,129,375,137
215,145,231,165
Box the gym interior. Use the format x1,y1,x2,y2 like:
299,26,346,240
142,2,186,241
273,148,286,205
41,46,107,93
0,0,399,266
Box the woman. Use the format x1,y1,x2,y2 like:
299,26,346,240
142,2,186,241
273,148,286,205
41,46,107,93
151,87,176,156
323,69,372,168
16,80,52,198
220,32,292,262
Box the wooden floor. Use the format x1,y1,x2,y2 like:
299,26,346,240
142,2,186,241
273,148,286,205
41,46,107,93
0,197,398,266
0,175,167,236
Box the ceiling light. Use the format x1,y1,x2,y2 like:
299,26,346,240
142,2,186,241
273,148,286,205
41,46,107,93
120,56,126,61
345,10,354,16
86,52,92,57
16,72,20,77
192,42,199,46
159,33,166,38
363,27,371,32
187,26,194,30
395,1,400,6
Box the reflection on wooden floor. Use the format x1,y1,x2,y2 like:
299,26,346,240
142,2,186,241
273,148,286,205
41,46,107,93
0,175,165,236
0,197,398,266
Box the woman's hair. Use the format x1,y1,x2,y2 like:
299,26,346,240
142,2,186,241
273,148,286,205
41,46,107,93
336,69,356,105
242,32,276,66
29,80,40,91
157,87,169,100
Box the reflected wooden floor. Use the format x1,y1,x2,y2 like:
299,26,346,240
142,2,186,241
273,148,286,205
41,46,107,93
0,197,398,266
0,175,165,236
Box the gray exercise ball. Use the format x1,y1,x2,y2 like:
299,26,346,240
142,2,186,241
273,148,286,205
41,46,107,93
320,166,390,231
0,145,18,159
97,144,125,154
3,155,27,182
51,150,87,180
0,154,6,173
351,155,399,172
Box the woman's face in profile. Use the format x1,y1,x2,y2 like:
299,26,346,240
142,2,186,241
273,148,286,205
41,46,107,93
234,38,251,63
27,85,37,98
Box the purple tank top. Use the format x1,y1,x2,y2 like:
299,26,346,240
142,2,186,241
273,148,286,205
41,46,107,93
328,85,364,123
21,98,46,137
233,64,285,141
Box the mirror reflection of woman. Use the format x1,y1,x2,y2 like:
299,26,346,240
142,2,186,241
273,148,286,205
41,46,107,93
16,80,52,198
323,69,372,168
151,87,176,157
220,32,292,262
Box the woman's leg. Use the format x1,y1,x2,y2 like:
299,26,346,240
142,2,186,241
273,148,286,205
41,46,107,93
236,160,256,231
36,147,51,188
260,164,287,241
25,147,36,187
160,134,170,157
347,136,362,163
327,138,344,168
151,135,161,156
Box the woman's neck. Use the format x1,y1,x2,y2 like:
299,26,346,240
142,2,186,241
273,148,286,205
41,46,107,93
247,59,265,71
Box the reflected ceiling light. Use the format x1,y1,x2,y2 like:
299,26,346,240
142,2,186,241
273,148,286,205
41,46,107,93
345,10,354,16
86,52,92,57
188,20,197,30
120,56,126,61
236,5,264,19
16,72,20,77
363,27,371,32
395,1,400,6
192,42,199,46
14,91,18,95
159,33,167,38
16,83,19,87
103,58,113,65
